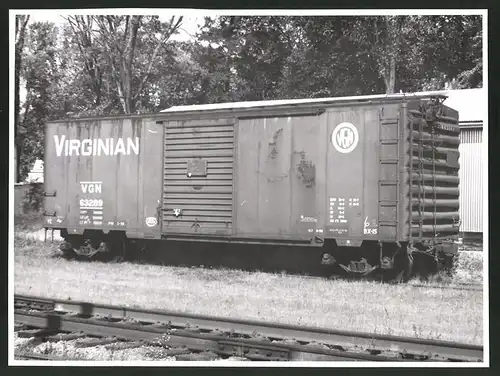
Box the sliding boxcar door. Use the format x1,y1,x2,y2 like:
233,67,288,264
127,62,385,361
162,118,236,237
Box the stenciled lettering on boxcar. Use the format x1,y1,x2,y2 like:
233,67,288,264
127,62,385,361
53,135,140,157
329,197,348,225
80,181,102,194
295,151,316,188
363,216,378,235
79,180,104,226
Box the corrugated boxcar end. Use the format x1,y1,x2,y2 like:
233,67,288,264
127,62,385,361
405,97,461,246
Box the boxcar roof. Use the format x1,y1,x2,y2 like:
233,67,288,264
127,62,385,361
47,91,453,124
160,91,449,113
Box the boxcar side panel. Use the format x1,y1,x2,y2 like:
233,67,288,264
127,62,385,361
290,115,326,237
234,115,324,239
44,118,163,237
138,119,164,238
324,105,386,241
235,117,292,238
43,123,68,229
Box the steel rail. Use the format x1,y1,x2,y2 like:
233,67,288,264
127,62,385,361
14,294,483,362
15,311,400,361
14,349,75,361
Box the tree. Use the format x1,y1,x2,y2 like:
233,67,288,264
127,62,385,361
197,15,483,99
17,21,64,180
65,15,184,114
278,16,383,98
198,16,292,102
418,15,482,90
351,15,482,93
65,16,106,110
15,15,29,182
349,16,420,94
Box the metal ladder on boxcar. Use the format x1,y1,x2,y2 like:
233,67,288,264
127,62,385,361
413,113,425,239
377,108,402,241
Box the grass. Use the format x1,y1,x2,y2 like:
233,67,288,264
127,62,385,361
13,212,484,346
14,238,484,346
14,212,45,232
452,251,484,284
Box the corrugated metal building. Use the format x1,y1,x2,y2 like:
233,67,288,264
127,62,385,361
442,88,485,235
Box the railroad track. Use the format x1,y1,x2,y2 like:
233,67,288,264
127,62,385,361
14,294,483,362
14,350,72,361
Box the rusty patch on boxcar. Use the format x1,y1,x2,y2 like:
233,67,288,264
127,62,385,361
133,118,142,138
295,151,316,188
264,173,289,183
268,128,283,159
264,130,288,183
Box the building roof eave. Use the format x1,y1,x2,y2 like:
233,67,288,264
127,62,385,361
460,121,483,129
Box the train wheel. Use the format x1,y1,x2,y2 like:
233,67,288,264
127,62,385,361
59,235,82,260
108,238,127,262
412,252,439,280
392,245,414,283
439,253,457,277
60,246,77,260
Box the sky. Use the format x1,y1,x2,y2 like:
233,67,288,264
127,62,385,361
23,12,204,42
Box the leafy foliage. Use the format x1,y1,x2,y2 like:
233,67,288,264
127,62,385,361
17,21,65,179
15,15,30,182
14,14,482,180
62,15,184,115
22,183,45,213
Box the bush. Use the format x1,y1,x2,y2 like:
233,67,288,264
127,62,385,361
22,183,44,213
14,211,44,232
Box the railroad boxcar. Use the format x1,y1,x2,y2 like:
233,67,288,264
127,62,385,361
43,92,461,281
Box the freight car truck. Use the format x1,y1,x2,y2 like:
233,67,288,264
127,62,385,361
43,92,461,281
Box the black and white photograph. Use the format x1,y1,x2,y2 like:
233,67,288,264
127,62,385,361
9,8,488,366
